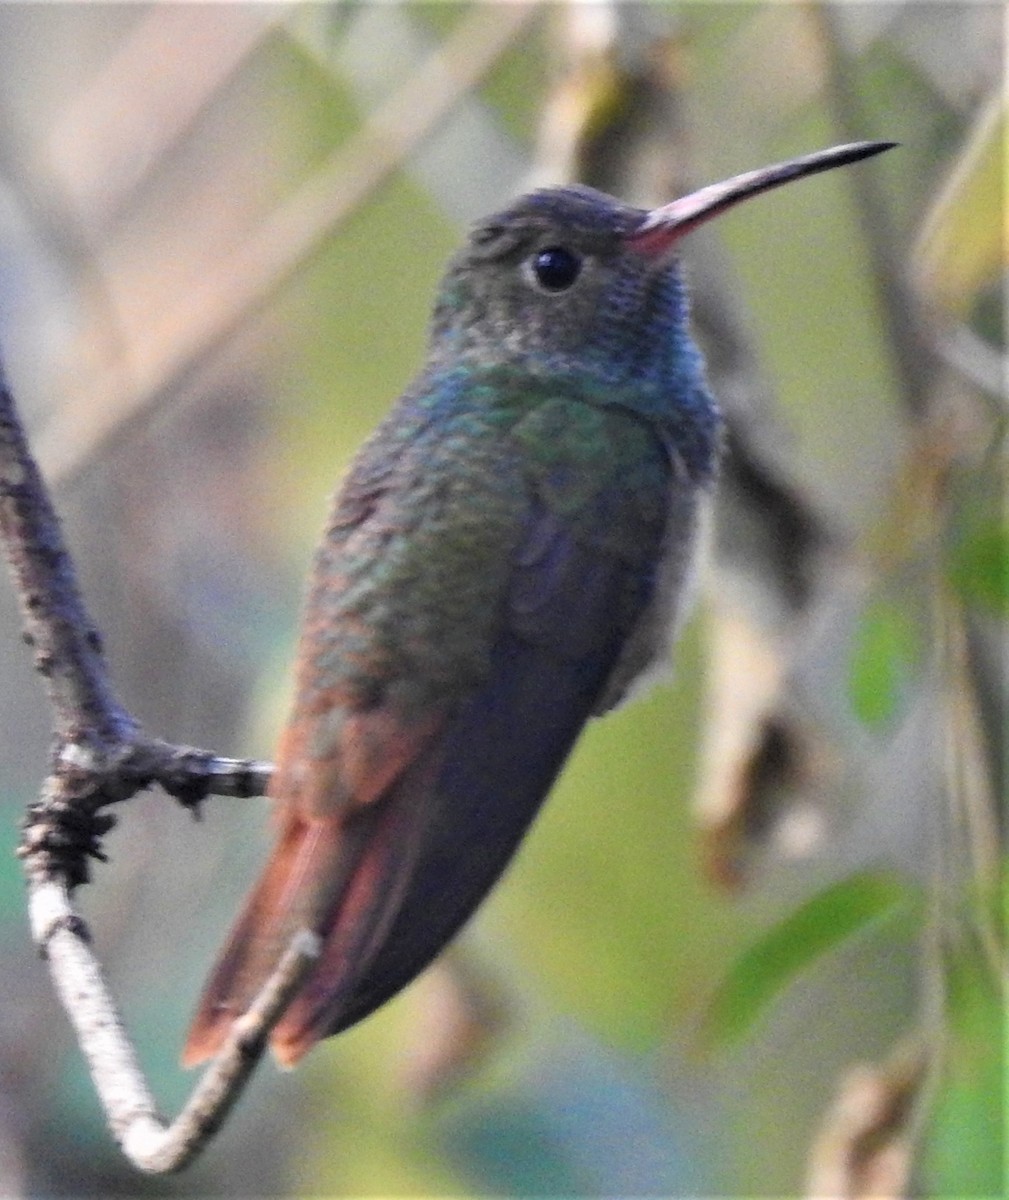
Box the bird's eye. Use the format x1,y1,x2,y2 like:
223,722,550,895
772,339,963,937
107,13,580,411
530,246,582,292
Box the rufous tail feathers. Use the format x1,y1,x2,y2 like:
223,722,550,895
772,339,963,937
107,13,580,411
181,809,348,1068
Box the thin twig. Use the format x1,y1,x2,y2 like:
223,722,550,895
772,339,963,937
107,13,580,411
33,875,318,1174
812,4,935,423
0,360,133,747
0,354,306,1170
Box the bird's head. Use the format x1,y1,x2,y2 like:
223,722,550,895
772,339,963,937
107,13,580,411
428,141,896,394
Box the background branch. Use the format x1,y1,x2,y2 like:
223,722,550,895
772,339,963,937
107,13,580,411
34,2,540,486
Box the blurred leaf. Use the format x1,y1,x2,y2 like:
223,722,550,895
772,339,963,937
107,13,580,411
848,597,922,729
949,518,1009,617
921,932,1005,1194
702,871,917,1050
914,93,1005,316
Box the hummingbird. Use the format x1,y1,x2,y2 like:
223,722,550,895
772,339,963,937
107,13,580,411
183,140,895,1068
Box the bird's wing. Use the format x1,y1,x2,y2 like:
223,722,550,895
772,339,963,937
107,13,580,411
268,400,676,1061
185,410,526,1065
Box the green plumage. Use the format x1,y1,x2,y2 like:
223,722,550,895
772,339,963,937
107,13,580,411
304,364,678,719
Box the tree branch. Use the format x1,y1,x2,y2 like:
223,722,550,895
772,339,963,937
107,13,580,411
0,360,133,747
0,354,301,1171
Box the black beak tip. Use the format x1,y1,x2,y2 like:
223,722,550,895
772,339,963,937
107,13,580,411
858,139,900,158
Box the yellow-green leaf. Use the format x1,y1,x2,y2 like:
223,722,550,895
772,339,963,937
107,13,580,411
949,520,1009,617
914,93,1005,316
848,598,922,730
702,871,917,1050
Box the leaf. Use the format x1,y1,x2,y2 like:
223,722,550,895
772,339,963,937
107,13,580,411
920,932,1005,1195
702,871,917,1051
948,519,1009,618
914,93,1005,317
848,598,922,730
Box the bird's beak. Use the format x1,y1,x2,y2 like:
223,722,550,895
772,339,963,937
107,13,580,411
626,140,897,257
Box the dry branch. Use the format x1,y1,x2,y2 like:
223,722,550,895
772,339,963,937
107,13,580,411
0,355,317,1172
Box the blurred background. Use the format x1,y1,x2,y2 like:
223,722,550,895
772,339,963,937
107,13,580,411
0,3,1002,1197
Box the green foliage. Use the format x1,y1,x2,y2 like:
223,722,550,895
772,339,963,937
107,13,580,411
949,517,1009,618
702,871,919,1050
848,597,924,730
915,99,1005,316
921,930,1006,1195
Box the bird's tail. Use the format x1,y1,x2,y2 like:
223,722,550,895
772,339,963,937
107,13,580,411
181,808,349,1068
